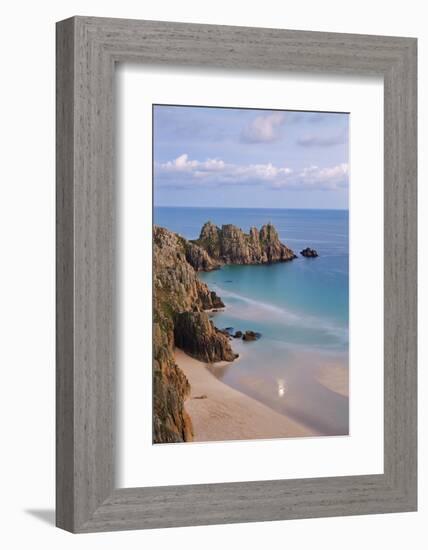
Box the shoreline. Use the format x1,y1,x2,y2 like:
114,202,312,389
175,348,318,442
315,364,349,397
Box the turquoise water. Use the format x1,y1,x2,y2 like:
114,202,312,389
155,207,349,436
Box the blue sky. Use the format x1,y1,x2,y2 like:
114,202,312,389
153,105,349,209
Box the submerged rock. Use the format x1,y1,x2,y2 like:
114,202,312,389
300,247,319,258
234,330,243,339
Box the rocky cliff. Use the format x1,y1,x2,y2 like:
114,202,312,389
193,221,296,265
153,221,295,444
184,240,221,272
174,312,237,363
153,226,235,444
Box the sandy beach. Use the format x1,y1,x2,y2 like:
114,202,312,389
175,349,317,442
315,364,349,398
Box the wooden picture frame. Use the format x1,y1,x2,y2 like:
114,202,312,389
56,16,417,533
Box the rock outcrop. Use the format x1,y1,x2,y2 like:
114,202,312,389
153,226,235,444
242,330,261,341
174,312,238,363
300,247,319,258
194,221,296,264
153,322,193,444
184,240,221,272
153,221,296,444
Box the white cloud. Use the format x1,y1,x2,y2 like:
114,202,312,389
201,158,226,171
161,153,198,171
160,153,225,173
240,112,285,143
233,163,292,181
274,163,349,190
155,154,348,192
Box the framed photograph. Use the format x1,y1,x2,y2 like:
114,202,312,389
56,17,417,532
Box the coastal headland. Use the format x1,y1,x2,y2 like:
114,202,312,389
153,221,315,444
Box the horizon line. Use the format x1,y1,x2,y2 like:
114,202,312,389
154,205,349,211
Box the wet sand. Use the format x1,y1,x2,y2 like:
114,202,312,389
175,349,318,442
315,364,349,398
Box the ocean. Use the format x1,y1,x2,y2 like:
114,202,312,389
154,206,349,436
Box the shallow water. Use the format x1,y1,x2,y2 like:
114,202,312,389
155,206,349,436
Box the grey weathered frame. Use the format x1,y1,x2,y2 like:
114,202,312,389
56,16,417,533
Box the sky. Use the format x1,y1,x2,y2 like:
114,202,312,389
153,105,349,209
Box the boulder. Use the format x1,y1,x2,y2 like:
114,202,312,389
300,247,319,258
242,330,260,342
